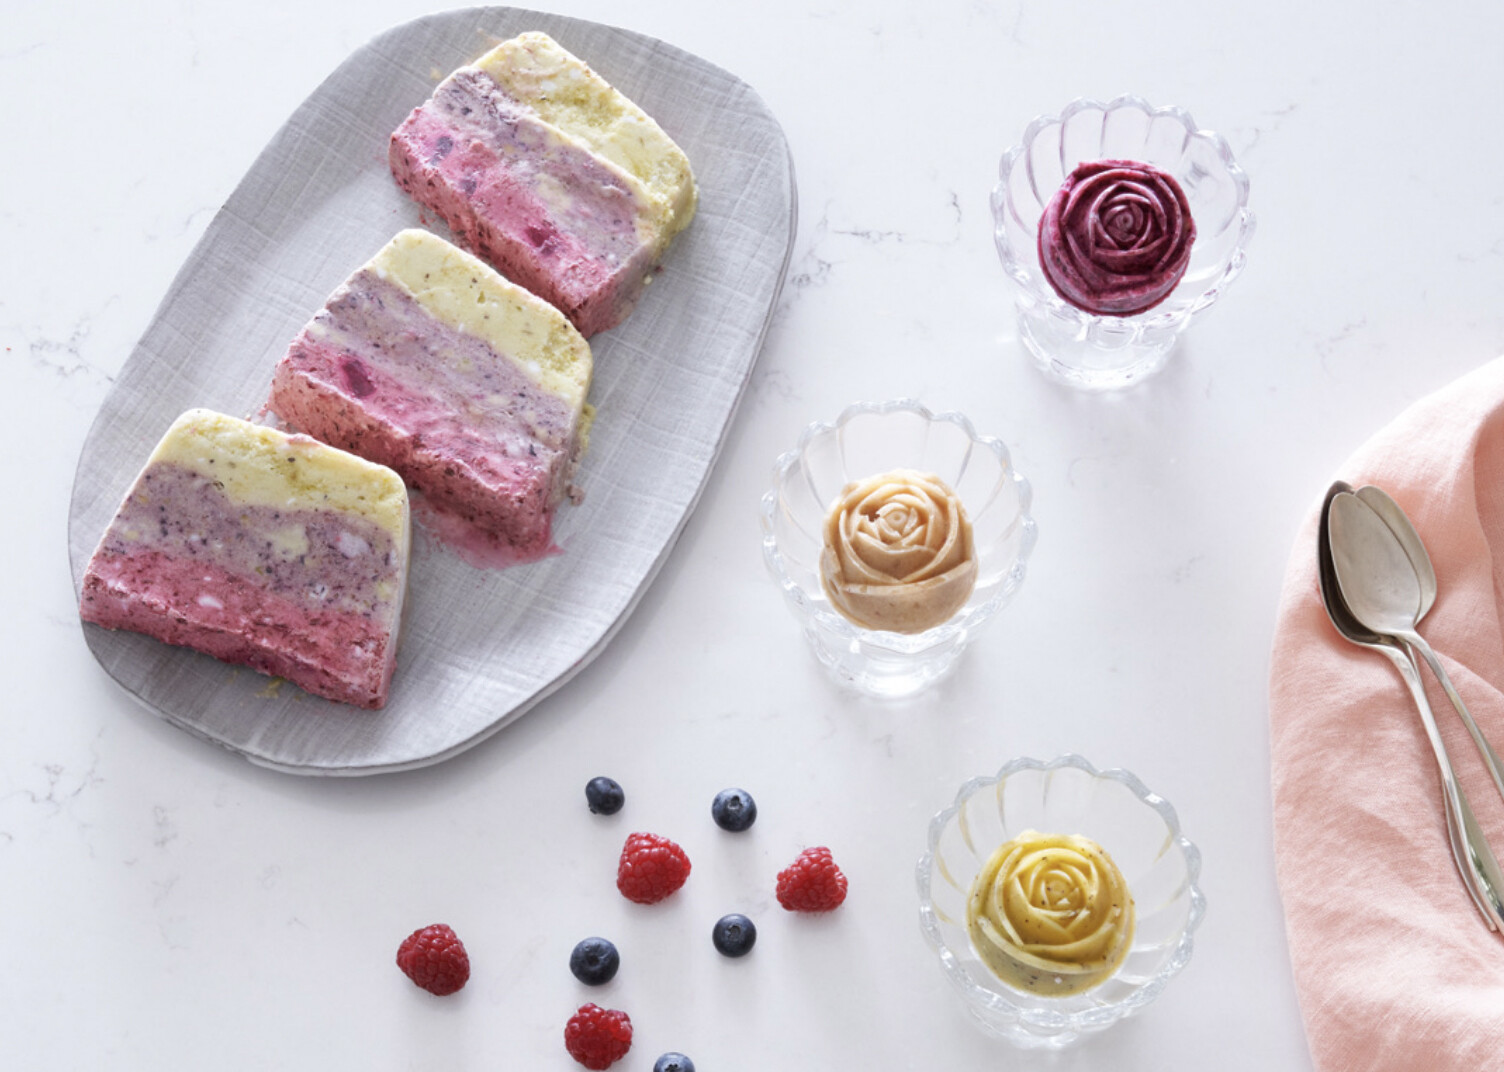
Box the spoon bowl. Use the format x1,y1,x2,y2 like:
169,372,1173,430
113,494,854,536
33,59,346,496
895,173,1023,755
1355,485,1438,621
1328,492,1428,637
1317,482,1382,647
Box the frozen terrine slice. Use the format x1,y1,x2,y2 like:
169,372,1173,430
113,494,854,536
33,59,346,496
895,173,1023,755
79,409,411,709
268,228,592,560
389,30,697,337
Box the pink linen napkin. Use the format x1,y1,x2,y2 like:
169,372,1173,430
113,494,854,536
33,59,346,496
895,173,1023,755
1271,356,1504,1071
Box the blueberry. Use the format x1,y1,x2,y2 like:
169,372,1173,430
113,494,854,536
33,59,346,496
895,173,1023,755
569,937,620,985
711,788,757,832
654,1054,696,1072
585,776,624,815
711,913,757,958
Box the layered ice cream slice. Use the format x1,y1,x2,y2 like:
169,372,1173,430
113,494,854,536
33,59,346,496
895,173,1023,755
79,409,411,709
390,30,697,337
269,228,593,562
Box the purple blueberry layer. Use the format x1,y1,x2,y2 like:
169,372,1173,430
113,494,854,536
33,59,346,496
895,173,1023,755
90,461,401,609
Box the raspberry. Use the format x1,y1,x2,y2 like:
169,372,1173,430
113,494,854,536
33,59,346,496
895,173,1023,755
565,1002,633,1069
616,832,691,904
395,923,470,996
776,846,848,912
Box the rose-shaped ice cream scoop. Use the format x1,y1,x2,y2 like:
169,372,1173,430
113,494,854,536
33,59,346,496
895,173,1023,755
818,469,977,634
965,830,1135,996
1037,159,1196,317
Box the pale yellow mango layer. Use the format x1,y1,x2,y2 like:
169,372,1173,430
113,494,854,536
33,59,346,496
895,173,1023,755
475,31,697,238
146,409,409,544
369,229,591,409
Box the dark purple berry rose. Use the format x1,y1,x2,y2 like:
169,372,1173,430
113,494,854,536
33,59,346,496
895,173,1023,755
1037,159,1196,316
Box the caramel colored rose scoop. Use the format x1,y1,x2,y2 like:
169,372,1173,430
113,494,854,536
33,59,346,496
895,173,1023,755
818,469,978,634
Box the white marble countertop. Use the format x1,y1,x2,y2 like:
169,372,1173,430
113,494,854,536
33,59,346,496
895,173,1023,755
7,0,1504,1067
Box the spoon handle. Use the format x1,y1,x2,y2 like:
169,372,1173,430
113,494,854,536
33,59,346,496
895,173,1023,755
1383,643,1504,930
1405,631,1504,807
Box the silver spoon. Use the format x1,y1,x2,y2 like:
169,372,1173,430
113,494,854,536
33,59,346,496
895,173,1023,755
1319,482,1502,929
1354,484,1504,806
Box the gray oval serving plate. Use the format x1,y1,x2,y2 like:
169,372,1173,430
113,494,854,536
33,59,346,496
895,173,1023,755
66,7,796,775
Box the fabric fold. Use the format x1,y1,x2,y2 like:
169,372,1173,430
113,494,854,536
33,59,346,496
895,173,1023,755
1270,356,1504,1071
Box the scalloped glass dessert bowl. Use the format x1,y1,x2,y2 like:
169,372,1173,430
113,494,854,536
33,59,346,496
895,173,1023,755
917,755,1205,1049
992,95,1254,390
759,400,1036,698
